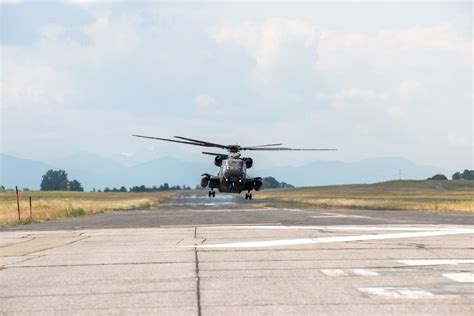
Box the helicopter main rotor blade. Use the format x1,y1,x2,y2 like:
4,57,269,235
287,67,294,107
245,143,283,148
132,135,216,148
174,136,228,149
243,147,337,151
134,135,337,152
202,151,229,157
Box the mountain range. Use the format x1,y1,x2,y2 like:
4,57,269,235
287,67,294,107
0,152,451,191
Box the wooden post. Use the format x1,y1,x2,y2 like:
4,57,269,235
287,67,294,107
15,186,20,220
29,196,32,219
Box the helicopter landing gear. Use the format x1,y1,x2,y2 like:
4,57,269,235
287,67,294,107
208,190,216,198
245,192,252,200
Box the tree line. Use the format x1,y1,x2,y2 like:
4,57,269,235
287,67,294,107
100,184,192,193
428,169,474,181
39,169,192,192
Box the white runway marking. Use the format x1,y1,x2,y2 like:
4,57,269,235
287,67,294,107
359,287,435,299
188,227,473,248
398,259,474,266
320,269,346,277
310,213,375,219
198,225,467,231
352,269,379,276
321,269,379,277
442,273,474,283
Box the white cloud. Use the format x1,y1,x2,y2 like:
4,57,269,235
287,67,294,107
67,0,114,7
2,4,471,170
212,18,317,73
388,106,405,121
321,88,388,111
0,54,73,109
195,94,217,109
317,23,471,75
398,80,421,99
40,24,66,40
448,133,470,147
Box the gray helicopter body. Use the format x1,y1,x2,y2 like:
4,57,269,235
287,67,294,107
132,135,335,199
201,154,263,197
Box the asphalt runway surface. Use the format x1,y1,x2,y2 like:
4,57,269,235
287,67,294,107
1,192,473,315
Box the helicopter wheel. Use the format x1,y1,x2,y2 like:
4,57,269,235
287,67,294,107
245,193,252,200
209,190,215,198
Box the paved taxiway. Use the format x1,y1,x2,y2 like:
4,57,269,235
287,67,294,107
1,192,473,315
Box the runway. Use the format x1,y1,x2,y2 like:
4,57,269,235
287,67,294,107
1,192,473,315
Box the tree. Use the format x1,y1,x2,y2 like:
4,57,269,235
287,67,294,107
40,169,69,191
262,176,295,189
452,172,462,180
119,186,127,192
461,169,474,180
69,179,84,192
427,174,448,181
104,187,111,192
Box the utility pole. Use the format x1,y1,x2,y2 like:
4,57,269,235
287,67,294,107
15,186,20,220
399,169,402,180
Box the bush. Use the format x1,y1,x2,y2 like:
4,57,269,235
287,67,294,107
428,174,448,181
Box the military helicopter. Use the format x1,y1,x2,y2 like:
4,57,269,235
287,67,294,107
132,135,336,199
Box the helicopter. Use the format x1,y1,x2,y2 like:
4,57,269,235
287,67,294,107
132,135,336,199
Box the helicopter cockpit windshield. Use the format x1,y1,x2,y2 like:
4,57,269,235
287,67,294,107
225,159,244,170
223,159,245,183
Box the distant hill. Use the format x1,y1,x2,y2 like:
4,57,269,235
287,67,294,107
253,157,450,187
0,154,52,190
0,153,213,190
0,153,451,191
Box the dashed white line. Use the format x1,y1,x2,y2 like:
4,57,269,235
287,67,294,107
321,269,379,277
442,273,474,283
398,259,474,266
359,287,435,299
352,269,380,276
310,213,375,219
320,269,346,277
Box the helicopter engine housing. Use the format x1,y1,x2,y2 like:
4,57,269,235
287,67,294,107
253,177,263,191
243,157,253,169
214,155,224,167
201,174,210,188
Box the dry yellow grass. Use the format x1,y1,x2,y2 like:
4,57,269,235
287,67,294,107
0,191,177,227
258,180,474,212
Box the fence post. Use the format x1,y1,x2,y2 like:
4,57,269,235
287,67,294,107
15,186,20,221
29,196,32,219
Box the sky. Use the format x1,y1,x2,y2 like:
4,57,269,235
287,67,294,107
1,1,472,170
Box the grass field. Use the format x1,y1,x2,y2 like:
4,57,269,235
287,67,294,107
0,191,177,227
259,180,474,212
1,180,472,227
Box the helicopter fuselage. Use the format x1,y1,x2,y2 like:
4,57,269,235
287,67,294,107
201,156,263,195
